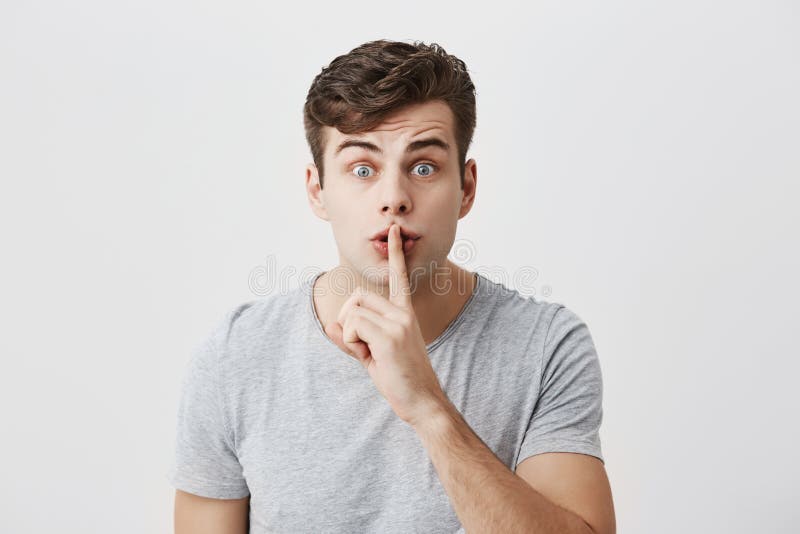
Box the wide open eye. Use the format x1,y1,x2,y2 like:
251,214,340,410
412,163,436,177
352,165,375,179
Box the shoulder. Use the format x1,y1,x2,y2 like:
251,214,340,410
474,272,567,336
472,274,597,368
205,280,312,354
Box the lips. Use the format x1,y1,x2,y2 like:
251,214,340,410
371,234,418,257
370,226,421,243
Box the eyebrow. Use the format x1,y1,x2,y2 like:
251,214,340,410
334,137,451,157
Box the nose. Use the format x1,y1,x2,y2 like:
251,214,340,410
379,171,413,215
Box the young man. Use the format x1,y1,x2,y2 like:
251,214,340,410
169,40,615,534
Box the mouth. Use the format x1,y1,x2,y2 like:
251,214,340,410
370,226,421,243
369,225,421,257
371,236,419,257
376,235,418,243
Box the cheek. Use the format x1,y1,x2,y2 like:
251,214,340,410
421,184,462,215
327,208,363,243
323,190,359,220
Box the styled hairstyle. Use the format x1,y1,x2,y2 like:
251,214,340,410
303,39,477,189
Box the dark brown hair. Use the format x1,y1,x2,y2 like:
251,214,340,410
303,39,477,189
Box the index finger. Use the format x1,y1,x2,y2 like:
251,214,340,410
387,223,411,308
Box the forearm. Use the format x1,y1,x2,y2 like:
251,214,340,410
413,399,594,534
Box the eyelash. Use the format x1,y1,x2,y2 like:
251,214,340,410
351,162,438,179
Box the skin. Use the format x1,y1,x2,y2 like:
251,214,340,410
174,490,248,534
305,99,479,347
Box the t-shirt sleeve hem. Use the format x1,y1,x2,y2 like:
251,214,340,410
167,470,250,500
515,437,604,469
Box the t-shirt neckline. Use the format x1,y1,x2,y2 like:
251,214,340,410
306,270,483,359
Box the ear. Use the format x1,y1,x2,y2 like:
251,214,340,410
458,158,477,219
306,163,330,221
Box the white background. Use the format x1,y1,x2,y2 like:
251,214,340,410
1,0,798,532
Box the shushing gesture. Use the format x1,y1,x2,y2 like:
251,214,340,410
325,224,448,427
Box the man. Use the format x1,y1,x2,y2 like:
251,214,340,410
169,39,616,533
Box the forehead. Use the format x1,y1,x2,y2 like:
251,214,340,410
325,100,455,157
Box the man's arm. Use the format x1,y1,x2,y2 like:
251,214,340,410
414,401,615,534
174,490,249,534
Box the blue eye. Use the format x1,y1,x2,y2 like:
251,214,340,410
413,163,436,177
352,165,375,179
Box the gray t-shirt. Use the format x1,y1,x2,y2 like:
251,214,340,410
167,271,604,533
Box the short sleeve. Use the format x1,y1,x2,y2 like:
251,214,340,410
515,305,605,469
166,324,250,499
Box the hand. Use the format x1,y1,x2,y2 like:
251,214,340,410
325,223,448,427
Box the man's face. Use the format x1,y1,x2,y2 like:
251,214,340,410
306,99,477,289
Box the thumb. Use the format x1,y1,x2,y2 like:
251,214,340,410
325,321,371,365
